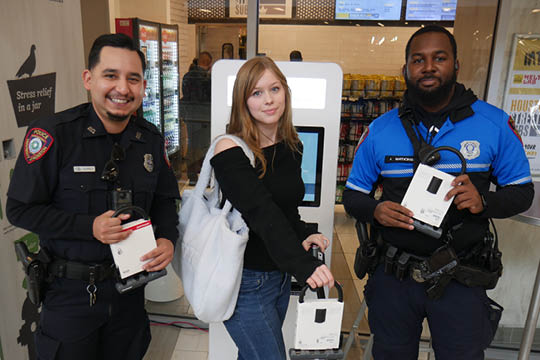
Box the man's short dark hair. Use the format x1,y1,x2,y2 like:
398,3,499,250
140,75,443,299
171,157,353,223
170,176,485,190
88,33,146,73
199,51,212,62
405,25,457,62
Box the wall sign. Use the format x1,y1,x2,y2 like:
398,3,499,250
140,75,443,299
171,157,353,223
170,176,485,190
229,0,292,18
6,44,56,128
503,34,540,176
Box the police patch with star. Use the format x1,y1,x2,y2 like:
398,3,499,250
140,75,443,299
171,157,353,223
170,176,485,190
24,128,54,164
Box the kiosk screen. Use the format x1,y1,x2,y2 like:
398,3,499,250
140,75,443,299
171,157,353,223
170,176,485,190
297,126,324,207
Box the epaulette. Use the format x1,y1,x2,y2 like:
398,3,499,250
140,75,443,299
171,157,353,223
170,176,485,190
134,115,162,136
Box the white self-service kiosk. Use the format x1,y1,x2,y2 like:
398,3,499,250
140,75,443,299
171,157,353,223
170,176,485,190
209,59,343,359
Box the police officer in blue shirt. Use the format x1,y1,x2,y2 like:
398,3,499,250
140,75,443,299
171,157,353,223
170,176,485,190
343,25,534,359
6,34,180,359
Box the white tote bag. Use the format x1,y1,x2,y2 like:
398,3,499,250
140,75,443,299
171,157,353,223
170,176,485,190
172,135,254,323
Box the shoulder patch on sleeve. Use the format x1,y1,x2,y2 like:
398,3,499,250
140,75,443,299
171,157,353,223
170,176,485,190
355,127,370,154
24,128,54,164
163,142,171,168
508,116,523,144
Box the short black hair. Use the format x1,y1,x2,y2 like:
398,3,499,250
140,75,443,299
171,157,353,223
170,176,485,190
289,50,303,61
405,25,457,62
200,51,213,62
88,33,146,73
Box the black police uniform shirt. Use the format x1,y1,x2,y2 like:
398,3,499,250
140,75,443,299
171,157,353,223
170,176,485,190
344,84,534,256
6,103,180,263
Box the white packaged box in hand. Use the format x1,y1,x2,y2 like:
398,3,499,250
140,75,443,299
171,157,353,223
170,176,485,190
110,219,157,279
401,163,456,227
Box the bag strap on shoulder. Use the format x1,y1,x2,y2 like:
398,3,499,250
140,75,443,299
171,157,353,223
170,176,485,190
193,134,255,210
211,134,255,167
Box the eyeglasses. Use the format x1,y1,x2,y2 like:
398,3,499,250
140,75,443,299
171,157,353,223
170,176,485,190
101,143,125,183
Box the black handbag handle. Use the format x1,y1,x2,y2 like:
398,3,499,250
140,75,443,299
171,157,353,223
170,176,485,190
110,205,165,294
112,205,149,220
299,282,343,303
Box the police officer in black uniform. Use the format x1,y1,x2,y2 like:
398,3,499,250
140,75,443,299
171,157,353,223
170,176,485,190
343,26,534,359
6,34,180,359
181,51,212,185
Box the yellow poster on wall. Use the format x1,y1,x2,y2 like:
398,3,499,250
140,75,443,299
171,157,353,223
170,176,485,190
503,34,540,176
512,38,540,72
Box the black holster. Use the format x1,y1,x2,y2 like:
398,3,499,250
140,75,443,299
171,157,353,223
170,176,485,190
353,222,381,279
456,229,503,290
14,242,52,306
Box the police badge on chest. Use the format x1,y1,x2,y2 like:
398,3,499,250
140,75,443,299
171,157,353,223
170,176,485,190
144,154,154,172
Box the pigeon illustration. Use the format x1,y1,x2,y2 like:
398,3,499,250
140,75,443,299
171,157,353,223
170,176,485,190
16,44,36,78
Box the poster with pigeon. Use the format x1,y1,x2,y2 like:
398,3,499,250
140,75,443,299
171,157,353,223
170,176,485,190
6,44,56,128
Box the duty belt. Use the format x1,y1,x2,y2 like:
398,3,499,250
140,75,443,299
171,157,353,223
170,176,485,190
382,244,427,281
49,259,116,282
381,243,501,299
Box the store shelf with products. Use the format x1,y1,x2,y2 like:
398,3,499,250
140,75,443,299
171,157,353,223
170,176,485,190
335,74,405,203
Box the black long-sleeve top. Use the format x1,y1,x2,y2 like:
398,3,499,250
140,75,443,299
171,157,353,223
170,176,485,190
210,141,323,283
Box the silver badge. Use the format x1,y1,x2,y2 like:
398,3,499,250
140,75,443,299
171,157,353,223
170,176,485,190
144,154,154,172
136,132,142,140
460,140,480,160
87,126,96,134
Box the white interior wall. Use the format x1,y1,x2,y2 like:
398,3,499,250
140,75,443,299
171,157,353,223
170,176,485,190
203,24,422,76
113,0,169,24
259,25,419,75
0,1,87,359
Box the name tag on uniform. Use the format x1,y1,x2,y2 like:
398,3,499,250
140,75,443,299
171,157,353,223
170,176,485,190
73,166,96,173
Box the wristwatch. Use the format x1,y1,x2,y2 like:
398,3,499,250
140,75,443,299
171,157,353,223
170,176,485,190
480,193,488,213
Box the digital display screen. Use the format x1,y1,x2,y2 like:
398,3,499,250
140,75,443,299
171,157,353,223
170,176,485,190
405,0,457,21
335,0,403,20
297,126,324,207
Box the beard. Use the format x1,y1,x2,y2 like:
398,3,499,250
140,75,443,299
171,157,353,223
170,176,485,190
406,71,457,108
106,111,132,122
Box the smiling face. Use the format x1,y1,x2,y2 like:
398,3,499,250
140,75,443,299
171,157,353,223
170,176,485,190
404,31,458,111
83,46,146,126
246,69,286,136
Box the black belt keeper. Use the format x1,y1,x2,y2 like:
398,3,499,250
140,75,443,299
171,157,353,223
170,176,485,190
396,253,411,280
384,246,398,274
49,259,115,282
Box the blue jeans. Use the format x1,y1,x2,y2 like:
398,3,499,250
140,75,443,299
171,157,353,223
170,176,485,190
224,269,291,360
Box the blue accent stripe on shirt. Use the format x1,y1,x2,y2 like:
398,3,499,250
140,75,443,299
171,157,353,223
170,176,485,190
506,176,533,185
381,169,414,176
434,163,491,171
345,181,371,194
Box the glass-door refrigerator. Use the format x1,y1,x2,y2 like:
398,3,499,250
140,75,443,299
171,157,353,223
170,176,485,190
115,18,180,156
160,25,180,154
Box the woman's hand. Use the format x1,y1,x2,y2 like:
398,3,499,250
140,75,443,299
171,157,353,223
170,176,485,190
302,233,330,252
306,264,335,289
